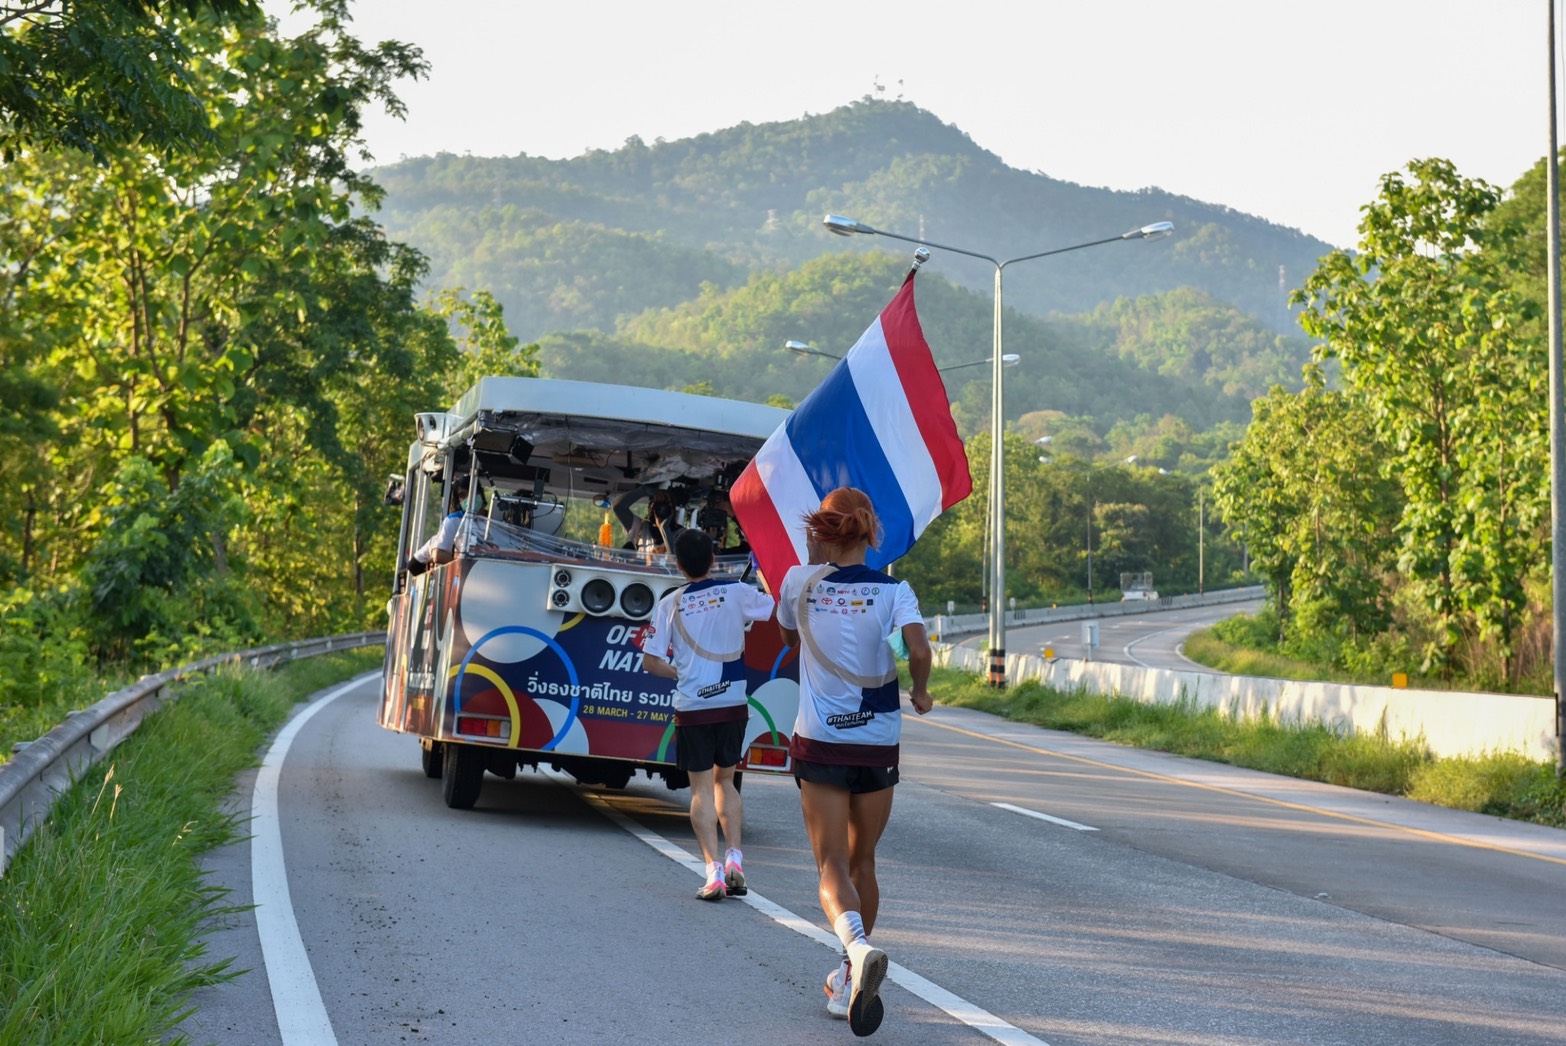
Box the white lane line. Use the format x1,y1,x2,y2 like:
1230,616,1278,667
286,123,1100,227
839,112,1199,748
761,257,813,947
993,802,1099,832
1123,625,1179,668
548,769,1051,1046
252,673,374,1046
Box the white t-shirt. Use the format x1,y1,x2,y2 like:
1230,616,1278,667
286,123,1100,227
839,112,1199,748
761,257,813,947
643,578,776,724
776,563,923,765
414,510,467,563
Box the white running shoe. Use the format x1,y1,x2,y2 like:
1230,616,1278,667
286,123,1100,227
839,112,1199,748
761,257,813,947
824,961,850,1018
845,940,888,1037
724,855,747,896
697,861,725,901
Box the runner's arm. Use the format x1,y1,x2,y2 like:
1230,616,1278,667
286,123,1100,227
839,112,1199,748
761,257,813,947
774,568,801,647
902,621,933,714
642,653,677,680
742,586,776,622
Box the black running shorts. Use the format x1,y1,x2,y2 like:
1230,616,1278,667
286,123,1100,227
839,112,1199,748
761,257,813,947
792,758,899,794
675,718,746,773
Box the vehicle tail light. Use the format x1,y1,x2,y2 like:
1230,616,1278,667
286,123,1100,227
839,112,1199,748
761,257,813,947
744,741,791,771
457,716,510,739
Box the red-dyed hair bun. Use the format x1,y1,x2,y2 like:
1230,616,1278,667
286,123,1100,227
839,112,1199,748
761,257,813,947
803,487,882,550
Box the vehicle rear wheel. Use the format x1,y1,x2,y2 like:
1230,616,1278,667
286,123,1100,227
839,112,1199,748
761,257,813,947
421,740,443,779
442,743,484,809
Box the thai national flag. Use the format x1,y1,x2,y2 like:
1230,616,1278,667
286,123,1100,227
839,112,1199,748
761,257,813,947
731,271,973,591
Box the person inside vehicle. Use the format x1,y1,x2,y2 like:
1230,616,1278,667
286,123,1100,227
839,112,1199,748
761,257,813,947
406,472,475,576
698,489,750,555
614,483,682,554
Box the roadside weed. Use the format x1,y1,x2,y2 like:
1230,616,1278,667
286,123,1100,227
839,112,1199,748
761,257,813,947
0,649,379,1044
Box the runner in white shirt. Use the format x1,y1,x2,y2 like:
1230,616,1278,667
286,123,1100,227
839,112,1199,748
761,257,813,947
642,529,776,900
774,487,932,1038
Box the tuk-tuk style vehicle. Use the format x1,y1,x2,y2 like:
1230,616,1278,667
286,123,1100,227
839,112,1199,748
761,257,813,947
380,378,799,808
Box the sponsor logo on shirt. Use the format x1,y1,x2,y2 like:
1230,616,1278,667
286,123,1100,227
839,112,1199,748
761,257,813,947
681,592,728,614
825,710,876,729
696,680,732,699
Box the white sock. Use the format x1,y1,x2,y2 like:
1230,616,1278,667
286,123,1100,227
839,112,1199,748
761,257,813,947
833,911,867,952
725,847,743,867
706,860,724,882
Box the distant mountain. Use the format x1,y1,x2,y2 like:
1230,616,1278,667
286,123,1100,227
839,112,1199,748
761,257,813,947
366,99,1334,343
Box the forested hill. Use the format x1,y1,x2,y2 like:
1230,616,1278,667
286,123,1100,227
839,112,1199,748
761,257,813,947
533,255,1314,440
366,99,1335,342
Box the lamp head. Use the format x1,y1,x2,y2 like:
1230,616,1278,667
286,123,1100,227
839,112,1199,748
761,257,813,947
786,339,842,361
1123,221,1174,241
823,214,872,236
1000,353,1021,367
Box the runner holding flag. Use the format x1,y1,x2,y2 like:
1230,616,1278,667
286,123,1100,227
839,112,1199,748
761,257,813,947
778,488,933,1036
732,268,965,1036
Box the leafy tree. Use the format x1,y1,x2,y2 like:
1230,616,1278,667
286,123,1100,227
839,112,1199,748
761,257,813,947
0,3,446,643
434,287,538,401
79,445,256,663
898,432,1204,609
0,0,258,162
1293,159,1544,678
1211,371,1399,659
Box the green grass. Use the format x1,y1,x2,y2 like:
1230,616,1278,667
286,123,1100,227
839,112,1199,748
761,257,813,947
0,666,127,767
0,648,380,1046
1181,630,1358,683
1182,618,1468,693
924,665,1566,829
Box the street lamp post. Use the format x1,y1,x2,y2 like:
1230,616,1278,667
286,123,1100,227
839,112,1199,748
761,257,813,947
1086,500,1095,604
1547,0,1566,777
1198,487,1205,595
824,215,1172,685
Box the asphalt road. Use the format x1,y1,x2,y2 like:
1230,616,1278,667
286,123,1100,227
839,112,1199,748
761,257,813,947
958,598,1268,671
180,671,1566,1046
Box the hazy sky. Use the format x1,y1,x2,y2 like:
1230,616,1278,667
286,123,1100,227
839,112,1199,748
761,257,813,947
316,0,1551,249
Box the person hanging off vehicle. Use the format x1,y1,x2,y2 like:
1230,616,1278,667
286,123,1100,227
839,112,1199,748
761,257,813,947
405,472,476,577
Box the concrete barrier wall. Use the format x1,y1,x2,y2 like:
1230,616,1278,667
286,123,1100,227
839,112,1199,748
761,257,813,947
933,642,1557,763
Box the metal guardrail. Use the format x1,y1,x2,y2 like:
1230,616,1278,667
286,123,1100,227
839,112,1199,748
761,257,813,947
927,585,1266,640
0,631,386,876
